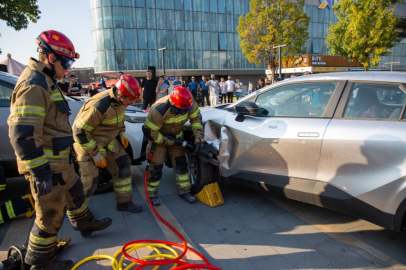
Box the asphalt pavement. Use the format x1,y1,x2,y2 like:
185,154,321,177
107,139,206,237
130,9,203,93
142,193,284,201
0,164,405,269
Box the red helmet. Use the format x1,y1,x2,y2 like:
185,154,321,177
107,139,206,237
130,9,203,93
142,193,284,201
36,30,79,70
170,87,193,110
116,74,140,99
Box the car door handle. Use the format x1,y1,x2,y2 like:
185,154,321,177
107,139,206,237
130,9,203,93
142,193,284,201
298,132,319,138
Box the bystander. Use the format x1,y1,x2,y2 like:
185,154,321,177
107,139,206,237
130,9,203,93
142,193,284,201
235,78,243,100
199,75,210,106
57,76,70,96
68,75,83,96
188,76,199,101
226,75,235,103
88,84,99,97
156,75,169,100
208,74,220,107
219,77,228,104
256,78,265,90
141,69,158,110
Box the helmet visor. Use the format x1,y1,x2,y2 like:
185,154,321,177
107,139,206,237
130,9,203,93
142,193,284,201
176,106,193,115
59,56,75,70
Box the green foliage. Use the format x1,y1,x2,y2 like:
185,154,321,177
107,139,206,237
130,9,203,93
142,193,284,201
237,0,309,81
0,0,41,54
326,0,401,70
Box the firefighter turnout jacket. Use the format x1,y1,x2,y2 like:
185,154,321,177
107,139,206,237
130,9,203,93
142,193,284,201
143,95,203,145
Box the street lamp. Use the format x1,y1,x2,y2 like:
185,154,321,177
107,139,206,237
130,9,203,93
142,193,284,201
384,62,400,72
158,47,167,75
273,44,287,80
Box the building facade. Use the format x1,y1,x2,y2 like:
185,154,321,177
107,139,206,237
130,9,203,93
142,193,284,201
89,0,406,78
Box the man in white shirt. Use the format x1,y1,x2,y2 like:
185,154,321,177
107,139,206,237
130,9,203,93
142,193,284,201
219,77,228,104
225,75,235,103
235,78,243,100
208,74,220,107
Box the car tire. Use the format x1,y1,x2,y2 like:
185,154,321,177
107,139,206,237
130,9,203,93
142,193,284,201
186,150,216,194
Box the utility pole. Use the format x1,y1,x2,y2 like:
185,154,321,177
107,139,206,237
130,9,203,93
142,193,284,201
273,44,287,80
384,62,400,72
158,47,167,75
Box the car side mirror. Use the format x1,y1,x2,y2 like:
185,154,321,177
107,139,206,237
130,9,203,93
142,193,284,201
234,101,258,122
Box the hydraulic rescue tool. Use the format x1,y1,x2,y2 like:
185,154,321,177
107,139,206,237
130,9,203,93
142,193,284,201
72,137,221,269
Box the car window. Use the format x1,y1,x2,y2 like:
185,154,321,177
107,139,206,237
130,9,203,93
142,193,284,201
0,80,13,107
254,82,338,117
344,83,406,120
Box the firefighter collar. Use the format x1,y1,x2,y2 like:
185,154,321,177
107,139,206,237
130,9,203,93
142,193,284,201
28,58,57,83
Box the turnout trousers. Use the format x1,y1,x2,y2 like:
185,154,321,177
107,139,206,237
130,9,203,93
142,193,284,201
25,163,94,266
74,142,133,204
146,142,191,197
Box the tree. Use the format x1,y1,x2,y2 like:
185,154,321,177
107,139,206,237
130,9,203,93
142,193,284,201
237,0,309,83
0,0,41,54
326,0,401,71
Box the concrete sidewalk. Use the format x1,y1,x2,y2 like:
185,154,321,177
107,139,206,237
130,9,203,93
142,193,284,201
0,163,405,269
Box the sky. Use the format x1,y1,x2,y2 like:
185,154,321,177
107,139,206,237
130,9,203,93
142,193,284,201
0,0,93,68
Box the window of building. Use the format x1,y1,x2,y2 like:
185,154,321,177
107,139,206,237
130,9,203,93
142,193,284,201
344,83,406,120
136,0,145,7
106,50,116,70
202,13,211,31
112,7,123,28
102,0,110,7
124,29,137,49
210,14,218,32
211,51,219,69
125,50,137,70
112,0,121,6
89,0,101,9
149,50,158,67
104,29,114,50
123,8,135,28
186,50,194,69
202,0,209,12
95,8,103,30
193,0,201,11
177,51,186,69
193,12,201,31
234,0,241,14
115,50,125,70
219,33,227,50
102,7,113,28
166,0,174,9
184,0,192,11
147,9,156,29
146,0,155,8
139,50,149,70
218,0,225,13
176,31,185,49
226,0,233,14
203,51,211,69
203,32,211,50
218,14,226,32
185,31,193,50
156,0,165,9
194,51,203,69
175,11,185,30
210,0,217,12
175,0,184,10
167,50,176,69
123,0,135,6
166,10,175,29
227,14,234,32
114,28,124,50
227,51,233,69
211,32,218,51
219,51,227,69
312,39,319,53
157,30,167,48
167,30,176,49
156,9,166,29
185,14,193,30
147,30,157,49
97,51,107,72
136,8,146,28
234,51,241,68
255,82,338,117
227,33,234,51
96,30,105,50
137,29,148,49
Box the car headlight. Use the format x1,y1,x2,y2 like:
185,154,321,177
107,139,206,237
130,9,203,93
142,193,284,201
125,114,146,123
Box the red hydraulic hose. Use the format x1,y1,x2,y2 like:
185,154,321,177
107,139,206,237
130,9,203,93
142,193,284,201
121,163,221,270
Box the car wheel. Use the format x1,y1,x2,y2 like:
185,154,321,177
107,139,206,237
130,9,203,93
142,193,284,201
95,168,114,194
186,150,215,194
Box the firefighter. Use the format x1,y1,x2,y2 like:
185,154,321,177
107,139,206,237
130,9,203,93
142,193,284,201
142,86,204,206
73,75,143,213
7,30,112,270
0,159,35,224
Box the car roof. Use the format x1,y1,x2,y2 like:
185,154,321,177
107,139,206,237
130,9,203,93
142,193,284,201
281,72,406,85
0,71,19,84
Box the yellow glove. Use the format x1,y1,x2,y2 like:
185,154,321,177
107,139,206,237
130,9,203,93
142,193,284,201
120,136,129,148
93,153,107,168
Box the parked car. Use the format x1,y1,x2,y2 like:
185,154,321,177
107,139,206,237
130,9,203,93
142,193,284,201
0,71,147,193
183,72,406,231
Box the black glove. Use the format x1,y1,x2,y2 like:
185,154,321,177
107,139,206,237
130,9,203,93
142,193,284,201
34,178,53,196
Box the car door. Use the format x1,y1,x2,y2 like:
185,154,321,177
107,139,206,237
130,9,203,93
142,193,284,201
314,82,406,230
0,78,17,165
218,80,346,204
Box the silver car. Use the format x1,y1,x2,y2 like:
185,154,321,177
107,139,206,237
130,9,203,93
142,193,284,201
185,72,406,231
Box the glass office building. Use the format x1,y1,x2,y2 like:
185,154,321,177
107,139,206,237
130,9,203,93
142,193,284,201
89,0,406,76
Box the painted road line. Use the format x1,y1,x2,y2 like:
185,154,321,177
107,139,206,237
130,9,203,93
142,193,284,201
132,166,204,264
263,193,406,270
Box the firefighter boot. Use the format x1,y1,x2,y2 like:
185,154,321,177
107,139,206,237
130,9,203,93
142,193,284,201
179,193,197,204
30,259,74,270
149,196,160,206
117,201,143,213
80,218,112,238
